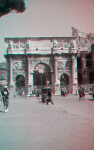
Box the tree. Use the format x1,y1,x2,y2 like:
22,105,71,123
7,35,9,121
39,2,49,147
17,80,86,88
0,0,26,17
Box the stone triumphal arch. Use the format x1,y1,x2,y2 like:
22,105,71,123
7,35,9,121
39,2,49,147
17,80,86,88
4,28,94,95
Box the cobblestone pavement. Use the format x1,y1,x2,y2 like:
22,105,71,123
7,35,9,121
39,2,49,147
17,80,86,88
0,94,94,150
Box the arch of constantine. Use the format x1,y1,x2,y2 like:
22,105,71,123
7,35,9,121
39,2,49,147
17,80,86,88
4,28,94,95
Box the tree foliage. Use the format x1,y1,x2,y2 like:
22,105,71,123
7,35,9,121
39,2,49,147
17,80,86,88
0,0,26,17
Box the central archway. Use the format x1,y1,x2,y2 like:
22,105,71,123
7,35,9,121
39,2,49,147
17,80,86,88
15,75,25,95
33,63,51,88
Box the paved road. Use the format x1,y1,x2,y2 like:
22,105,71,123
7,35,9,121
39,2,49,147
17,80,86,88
0,94,94,150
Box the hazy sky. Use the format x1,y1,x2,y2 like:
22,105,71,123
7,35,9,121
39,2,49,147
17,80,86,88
0,0,94,62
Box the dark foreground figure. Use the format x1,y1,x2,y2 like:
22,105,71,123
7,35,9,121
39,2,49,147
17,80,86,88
41,88,54,105
61,88,69,97
78,87,85,100
46,89,54,105
1,86,9,112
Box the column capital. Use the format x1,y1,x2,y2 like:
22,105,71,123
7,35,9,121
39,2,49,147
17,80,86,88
71,54,77,60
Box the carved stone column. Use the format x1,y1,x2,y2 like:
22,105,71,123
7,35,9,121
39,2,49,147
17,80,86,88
54,58,61,95
9,58,14,96
81,57,86,84
81,57,86,69
71,55,78,93
27,58,32,85
9,58,13,86
51,71,55,94
55,60,59,84
27,58,33,95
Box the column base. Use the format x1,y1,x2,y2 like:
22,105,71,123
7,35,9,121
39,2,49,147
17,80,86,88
9,84,14,97
54,83,61,95
27,84,33,96
72,84,78,94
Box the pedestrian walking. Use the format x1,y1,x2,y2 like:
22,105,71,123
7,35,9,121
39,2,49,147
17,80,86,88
46,89,54,105
78,86,85,100
36,90,40,97
1,86,9,112
13,92,16,97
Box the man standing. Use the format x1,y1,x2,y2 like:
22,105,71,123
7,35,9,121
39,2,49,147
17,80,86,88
1,86,9,112
46,89,54,105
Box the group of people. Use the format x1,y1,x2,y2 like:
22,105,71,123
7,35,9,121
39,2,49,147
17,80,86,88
78,86,85,100
0,85,94,113
77,86,94,100
41,88,54,105
61,88,69,97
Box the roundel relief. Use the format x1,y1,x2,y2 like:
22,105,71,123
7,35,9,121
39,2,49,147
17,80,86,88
57,62,64,71
13,62,21,69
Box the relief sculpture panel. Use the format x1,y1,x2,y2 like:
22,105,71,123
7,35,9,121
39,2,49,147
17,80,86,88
13,62,23,70
57,61,65,72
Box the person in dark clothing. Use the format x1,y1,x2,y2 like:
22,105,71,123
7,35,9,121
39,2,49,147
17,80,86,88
78,86,85,100
46,89,54,105
1,86,9,112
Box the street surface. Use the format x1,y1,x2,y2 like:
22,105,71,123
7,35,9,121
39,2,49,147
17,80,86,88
0,94,94,150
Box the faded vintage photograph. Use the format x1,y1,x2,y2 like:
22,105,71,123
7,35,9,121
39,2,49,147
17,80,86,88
0,0,94,150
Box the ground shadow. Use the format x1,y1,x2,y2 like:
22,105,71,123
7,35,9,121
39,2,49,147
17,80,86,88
88,98,94,101
0,110,5,113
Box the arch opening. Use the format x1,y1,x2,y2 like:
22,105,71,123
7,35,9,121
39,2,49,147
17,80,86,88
89,72,94,84
60,73,69,85
91,44,94,53
77,57,82,69
15,75,25,95
78,73,82,84
33,63,51,88
60,73,70,92
86,54,92,68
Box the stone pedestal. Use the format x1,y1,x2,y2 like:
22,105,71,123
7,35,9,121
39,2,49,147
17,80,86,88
27,84,33,96
54,83,61,95
9,85,14,97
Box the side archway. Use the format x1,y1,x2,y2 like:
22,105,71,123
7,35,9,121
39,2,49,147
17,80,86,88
60,73,69,86
60,73,70,92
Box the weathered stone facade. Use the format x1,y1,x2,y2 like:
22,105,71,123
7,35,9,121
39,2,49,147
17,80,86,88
4,28,94,95
72,27,94,86
0,62,7,86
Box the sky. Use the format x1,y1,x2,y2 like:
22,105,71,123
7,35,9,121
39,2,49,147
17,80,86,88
0,0,94,62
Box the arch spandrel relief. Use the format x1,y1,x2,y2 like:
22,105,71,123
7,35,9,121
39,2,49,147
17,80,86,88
57,61,68,72
13,62,23,70
57,62,64,72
